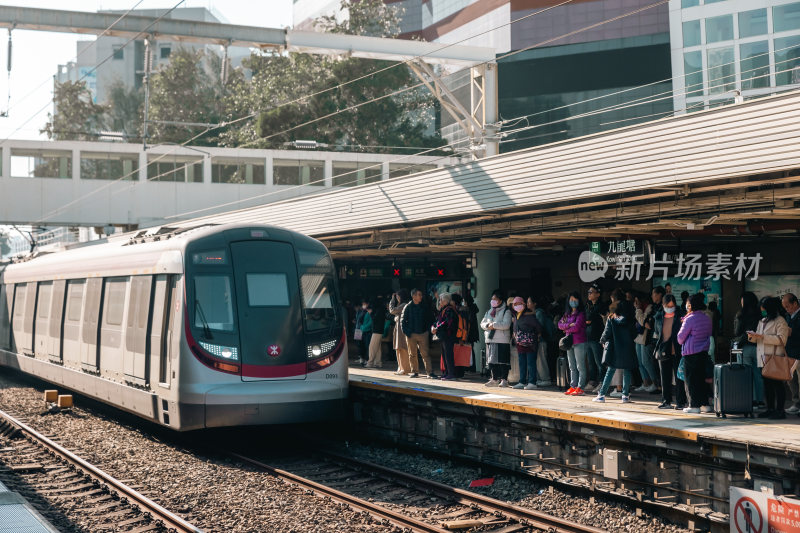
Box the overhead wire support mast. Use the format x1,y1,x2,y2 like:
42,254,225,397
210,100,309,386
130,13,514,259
1,25,11,117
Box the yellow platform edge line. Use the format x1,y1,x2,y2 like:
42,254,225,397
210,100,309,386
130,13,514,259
350,380,700,442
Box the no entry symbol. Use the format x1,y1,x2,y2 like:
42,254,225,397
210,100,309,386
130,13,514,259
734,496,763,533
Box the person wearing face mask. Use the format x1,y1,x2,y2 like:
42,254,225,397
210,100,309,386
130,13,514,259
481,289,513,387
401,289,436,379
512,296,542,390
528,297,553,387
593,288,638,403
749,296,790,419
353,298,370,364
677,293,713,414
653,294,686,409
558,292,588,395
432,293,459,381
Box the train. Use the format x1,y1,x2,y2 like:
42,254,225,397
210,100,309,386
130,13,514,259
0,224,349,430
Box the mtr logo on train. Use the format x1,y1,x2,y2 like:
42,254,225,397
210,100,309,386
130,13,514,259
578,251,609,283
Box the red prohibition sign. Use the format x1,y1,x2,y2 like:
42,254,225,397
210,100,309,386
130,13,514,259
734,496,763,533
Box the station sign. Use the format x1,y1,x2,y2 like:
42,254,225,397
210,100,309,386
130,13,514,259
730,487,800,533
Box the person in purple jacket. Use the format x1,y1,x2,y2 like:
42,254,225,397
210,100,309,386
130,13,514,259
676,293,714,414
559,291,588,396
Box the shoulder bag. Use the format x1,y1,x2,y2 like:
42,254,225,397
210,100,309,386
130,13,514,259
762,353,794,381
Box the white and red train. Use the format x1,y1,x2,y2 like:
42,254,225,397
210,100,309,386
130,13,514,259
0,224,348,430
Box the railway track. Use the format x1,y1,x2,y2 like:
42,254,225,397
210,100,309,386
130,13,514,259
0,408,203,533
232,449,607,533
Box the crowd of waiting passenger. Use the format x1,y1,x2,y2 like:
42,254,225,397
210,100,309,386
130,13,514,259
346,284,800,418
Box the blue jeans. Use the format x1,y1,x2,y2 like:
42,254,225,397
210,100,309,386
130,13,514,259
518,349,538,385
599,366,632,397
567,342,588,389
636,343,657,383
585,341,603,382
741,344,764,403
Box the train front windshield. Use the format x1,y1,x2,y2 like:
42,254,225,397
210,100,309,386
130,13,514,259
297,249,340,335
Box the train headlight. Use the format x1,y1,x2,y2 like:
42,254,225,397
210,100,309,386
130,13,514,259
199,341,239,361
311,345,322,357
307,340,336,358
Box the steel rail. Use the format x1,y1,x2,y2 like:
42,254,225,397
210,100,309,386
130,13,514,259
0,408,203,533
320,450,607,533
230,452,450,533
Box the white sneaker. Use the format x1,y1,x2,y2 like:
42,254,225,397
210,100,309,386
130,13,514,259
593,395,605,403
644,384,658,393
512,383,525,389
621,396,631,403
684,407,700,414
524,383,538,390
633,384,647,392
485,379,499,387
786,405,800,414
536,380,553,387
700,405,713,413
499,379,510,388
609,390,623,398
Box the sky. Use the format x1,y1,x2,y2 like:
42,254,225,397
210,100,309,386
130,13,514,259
0,0,294,141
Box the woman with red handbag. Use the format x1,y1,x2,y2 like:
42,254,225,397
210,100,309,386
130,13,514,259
749,296,790,419
512,296,542,390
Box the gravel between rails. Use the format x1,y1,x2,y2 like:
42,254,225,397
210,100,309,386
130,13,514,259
0,370,394,533
338,443,692,533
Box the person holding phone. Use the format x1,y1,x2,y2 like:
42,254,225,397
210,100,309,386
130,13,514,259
748,296,790,419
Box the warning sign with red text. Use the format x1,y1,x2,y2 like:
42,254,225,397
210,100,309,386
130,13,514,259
731,487,800,533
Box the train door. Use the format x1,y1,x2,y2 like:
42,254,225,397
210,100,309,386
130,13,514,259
11,284,26,353
21,282,37,356
230,241,305,381
63,280,85,366
124,276,152,386
81,278,103,372
34,281,52,358
148,275,170,388
0,285,10,350
48,280,66,363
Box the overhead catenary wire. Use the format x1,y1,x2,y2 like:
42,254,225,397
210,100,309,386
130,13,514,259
33,0,590,223
38,0,690,225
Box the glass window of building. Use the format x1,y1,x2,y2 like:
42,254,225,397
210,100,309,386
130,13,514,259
684,51,704,97
683,20,701,47
332,161,382,187
774,3,800,33
707,47,735,95
80,152,138,180
113,45,124,60
775,35,800,86
738,9,767,38
705,15,733,44
273,159,324,186
147,155,203,182
388,163,437,179
705,0,727,3
211,158,265,184
681,0,699,6
740,41,770,90
10,149,72,179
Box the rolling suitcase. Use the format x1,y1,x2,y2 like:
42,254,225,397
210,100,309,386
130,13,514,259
713,362,753,418
556,356,569,390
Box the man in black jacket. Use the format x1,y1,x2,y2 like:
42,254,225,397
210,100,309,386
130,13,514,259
401,289,436,378
782,293,800,415
584,283,607,389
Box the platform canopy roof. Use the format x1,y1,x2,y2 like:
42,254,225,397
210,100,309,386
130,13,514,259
163,90,800,256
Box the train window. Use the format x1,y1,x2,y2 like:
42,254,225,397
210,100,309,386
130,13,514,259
193,275,234,332
245,273,289,307
104,278,128,326
37,282,52,319
297,249,338,332
66,281,85,322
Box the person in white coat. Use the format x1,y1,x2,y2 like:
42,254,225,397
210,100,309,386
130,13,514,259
481,289,512,387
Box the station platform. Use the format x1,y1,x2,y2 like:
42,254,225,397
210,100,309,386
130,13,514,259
347,364,800,527
348,366,800,452
0,480,58,533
